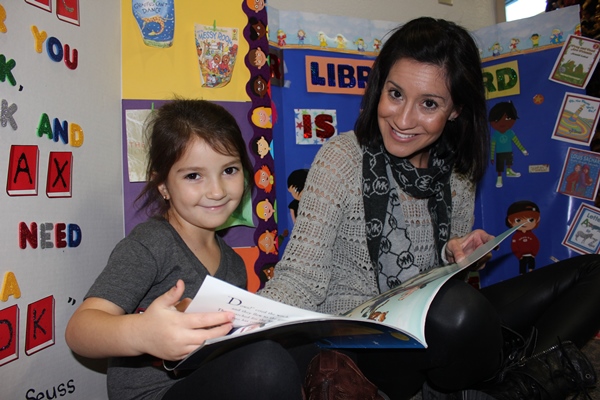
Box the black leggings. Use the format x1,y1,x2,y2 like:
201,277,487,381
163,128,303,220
162,340,303,400
354,254,600,399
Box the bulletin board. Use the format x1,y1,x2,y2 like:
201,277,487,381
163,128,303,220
471,6,598,287
1,2,122,399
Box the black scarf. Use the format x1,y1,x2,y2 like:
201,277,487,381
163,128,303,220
362,141,455,267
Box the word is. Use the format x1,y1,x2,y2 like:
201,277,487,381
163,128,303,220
294,109,337,144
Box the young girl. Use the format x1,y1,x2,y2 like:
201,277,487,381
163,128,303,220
65,99,302,400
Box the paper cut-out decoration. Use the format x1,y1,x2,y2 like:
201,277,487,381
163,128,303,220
258,229,278,255
252,135,272,159
256,198,274,222
557,147,600,201
251,106,272,129
562,203,600,255
248,46,267,69
132,0,175,48
25,295,55,355
218,189,255,230
195,24,239,88
246,0,265,13
249,17,266,41
25,0,51,12
0,304,19,366
56,0,80,26
1,99,18,130
7,145,39,196
294,109,338,145
254,165,273,193
550,34,600,88
551,92,600,146
46,152,73,198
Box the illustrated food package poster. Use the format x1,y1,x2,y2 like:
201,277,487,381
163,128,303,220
1,2,122,399
471,5,600,287
267,7,397,255
121,0,274,294
268,6,600,289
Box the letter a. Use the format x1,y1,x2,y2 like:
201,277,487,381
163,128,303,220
1,272,21,302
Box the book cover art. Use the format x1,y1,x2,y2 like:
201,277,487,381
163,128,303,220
551,92,600,146
557,147,600,201
195,24,239,88
7,145,39,196
46,152,73,198
562,203,600,254
549,34,600,88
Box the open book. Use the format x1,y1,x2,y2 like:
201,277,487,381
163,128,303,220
164,225,520,371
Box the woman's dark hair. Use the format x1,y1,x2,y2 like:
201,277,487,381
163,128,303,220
354,17,489,182
136,99,253,217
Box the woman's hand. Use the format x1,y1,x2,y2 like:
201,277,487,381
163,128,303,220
445,229,495,269
134,279,234,361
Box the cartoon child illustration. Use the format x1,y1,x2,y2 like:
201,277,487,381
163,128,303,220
506,200,541,275
335,34,347,49
251,106,272,129
258,230,278,255
318,32,328,47
256,198,274,222
550,28,563,44
530,33,540,47
254,165,273,193
489,42,503,56
297,29,306,45
246,0,265,13
489,101,529,188
248,47,267,69
276,29,287,46
508,38,520,52
287,169,309,224
355,38,366,52
373,38,382,52
252,135,271,159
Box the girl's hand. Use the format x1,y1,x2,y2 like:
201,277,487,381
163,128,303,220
135,279,234,361
445,229,495,269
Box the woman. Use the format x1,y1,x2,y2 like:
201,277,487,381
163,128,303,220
260,17,600,399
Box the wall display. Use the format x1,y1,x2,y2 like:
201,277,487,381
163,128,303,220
1,2,121,398
472,6,599,287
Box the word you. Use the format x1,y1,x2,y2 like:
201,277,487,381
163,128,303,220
31,25,78,70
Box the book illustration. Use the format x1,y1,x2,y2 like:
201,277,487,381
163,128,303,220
195,24,239,88
164,224,521,371
551,92,600,146
562,203,600,255
132,0,175,48
549,34,600,88
7,145,39,196
557,147,600,201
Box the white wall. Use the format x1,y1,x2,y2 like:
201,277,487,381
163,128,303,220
0,3,121,399
267,0,498,31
